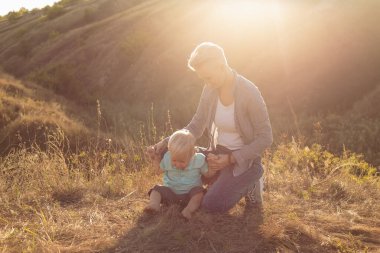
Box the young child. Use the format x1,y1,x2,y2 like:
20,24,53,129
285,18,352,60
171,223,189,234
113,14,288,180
145,129,215,219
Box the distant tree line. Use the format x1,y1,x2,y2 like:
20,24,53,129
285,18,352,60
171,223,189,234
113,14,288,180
4,0,84,23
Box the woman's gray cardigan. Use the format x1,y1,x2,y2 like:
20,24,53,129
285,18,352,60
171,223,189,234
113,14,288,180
184,72,273,176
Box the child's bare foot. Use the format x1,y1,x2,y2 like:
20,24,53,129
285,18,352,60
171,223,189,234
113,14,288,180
144,204,160,213
181,208,192,219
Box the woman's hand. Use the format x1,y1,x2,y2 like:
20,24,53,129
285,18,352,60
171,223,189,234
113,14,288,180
145,139,167,161
145,146,157,161
207,154,231,171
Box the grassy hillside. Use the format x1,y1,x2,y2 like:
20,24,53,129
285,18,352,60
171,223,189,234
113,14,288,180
0,0,379,164
0,71,93,153
0,72,378,252
0,0,379,112
273,85,380,165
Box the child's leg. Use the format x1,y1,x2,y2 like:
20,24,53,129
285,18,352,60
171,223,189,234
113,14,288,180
181,191,204,219
145,185,179,212
145,190,161,211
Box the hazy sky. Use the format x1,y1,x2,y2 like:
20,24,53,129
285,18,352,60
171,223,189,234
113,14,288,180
0,0,58,16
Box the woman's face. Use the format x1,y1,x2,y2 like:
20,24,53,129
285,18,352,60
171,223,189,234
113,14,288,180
195,61,226,89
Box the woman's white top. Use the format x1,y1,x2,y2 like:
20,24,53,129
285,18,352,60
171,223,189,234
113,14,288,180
214,98,244,150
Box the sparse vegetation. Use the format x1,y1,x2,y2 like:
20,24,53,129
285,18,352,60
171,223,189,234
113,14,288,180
30,8,41,15
59,0,83,6
5,7,29,23
0,72,92,154
28,64,97,104
42,4,66,20
279,85,380,166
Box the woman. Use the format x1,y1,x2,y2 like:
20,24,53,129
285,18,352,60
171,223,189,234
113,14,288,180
148,42,273,213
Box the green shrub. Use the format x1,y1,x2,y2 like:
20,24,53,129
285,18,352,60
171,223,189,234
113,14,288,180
270,140,377,180
28,64,98,105
297,114,380,166
59,0,82,6
30,8,40,15
274,86,380,166
29,64,74,93
6,7,28,23
43,4,66,20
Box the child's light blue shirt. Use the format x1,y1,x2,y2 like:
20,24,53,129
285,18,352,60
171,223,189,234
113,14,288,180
160,151,208,194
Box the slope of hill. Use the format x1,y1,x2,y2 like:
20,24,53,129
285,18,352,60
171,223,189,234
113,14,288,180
0,71,93,153
1,0,380,165
272,84,380,165
0,0,379,117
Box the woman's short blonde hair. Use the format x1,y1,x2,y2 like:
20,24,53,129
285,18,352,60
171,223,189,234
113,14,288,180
168,129,196,160
187,42,228,71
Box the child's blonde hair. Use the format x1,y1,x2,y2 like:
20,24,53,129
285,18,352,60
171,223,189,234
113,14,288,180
187,42,228,71
168,129,195,160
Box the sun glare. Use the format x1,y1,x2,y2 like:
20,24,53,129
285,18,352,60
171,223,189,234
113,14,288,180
216,1,284,21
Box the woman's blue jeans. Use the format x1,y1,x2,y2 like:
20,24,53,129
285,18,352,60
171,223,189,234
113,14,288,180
201,162,263,213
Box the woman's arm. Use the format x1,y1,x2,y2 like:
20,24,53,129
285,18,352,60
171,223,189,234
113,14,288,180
202,167,217,178
232,85,273,168
146,86,212,159
152,157,163,175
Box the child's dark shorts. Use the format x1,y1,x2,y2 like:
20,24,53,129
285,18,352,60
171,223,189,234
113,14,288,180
148,185,205,207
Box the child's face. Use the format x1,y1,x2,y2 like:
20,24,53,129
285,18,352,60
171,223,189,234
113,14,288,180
171,155,190,170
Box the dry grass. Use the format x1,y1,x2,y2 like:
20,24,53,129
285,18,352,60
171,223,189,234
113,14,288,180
0,72,93,153
0,137,379,253
0,73,378,252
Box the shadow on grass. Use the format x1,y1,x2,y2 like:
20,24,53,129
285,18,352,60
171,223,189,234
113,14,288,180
103,203,280,253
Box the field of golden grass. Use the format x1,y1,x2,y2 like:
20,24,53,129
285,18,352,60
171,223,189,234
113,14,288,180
0,137,379,252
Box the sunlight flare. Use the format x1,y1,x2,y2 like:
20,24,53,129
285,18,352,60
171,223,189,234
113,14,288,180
215,1,285,22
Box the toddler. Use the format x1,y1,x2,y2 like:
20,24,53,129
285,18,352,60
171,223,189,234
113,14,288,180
145,129,214,219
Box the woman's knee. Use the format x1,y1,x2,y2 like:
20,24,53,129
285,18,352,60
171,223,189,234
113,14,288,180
201,192,231,213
